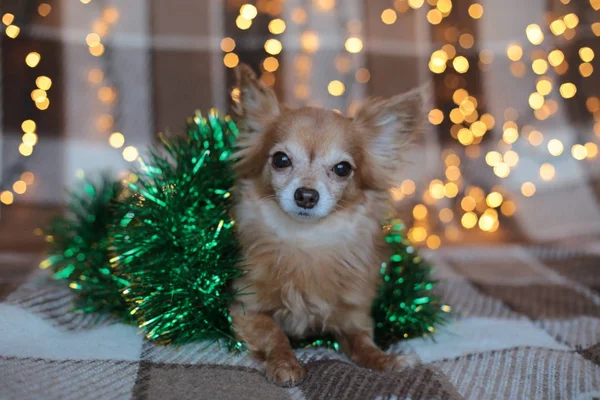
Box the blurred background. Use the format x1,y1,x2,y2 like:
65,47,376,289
1,0,600,254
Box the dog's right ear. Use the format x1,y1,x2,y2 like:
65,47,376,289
233,64,281,133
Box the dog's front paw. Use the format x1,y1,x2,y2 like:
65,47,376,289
357,352,420,372
265,357,307,387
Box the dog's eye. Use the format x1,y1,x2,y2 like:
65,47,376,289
333,161,352,177
272,152,292,169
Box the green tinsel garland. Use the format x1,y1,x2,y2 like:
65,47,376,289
43,109,447,350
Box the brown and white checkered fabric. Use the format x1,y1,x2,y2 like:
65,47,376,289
1,244,599,400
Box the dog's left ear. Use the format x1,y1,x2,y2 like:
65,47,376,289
233,63,281,133
352,87,425,187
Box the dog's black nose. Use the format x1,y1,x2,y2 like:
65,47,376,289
294,187,319,209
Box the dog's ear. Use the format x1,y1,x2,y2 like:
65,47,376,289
353,87,425,188
233,63,281,133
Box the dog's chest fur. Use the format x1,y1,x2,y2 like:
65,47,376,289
233,183,386,338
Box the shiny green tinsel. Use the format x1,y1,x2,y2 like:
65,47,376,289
43,177,132,320
109,110,243,348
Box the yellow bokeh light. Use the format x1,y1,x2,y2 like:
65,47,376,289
6,25,20,38
459,33,475,49
38,3,51,17
265,38,283,55
13,180,27,195
261,71,275,87
429,180,446,200
108,132,125,148
89,43,105,56
485,151,502,167
501,200,516,216
592,22,600,37
478,213,497,232
401,179,416,195
442,44,457,59
413,204,428,220
426,235,441,249
453,56,469,73
548,49,564,66
503,127,519,144
36,76,52,91
21,119,36,133
468,3,483,19
427,9,443,25
390,188,404,202
263,56,279,72
461,212,478,229
547,139,564,156
103,7,119,24
445,165,461,180
0,191,14,205
31,89,47,103
122,146,139,162
528,92,545,110
580,48,595,63
493,162,511,178
536,78,552,95
526,24,544,45
25,52,41,68
21,171,35,185
355,68,371,83
587,97,600,113
457,128,474,146
314,0,336,11
408,0,425,8
428,109,444,125
539,163,555,181
36,98,50,110
504,150,519,167
449,109,464,124
439,208,454,223
521,182,536,197
268,19,286,35
301,31,320,53
22,132,38,146
507,44,523,61
409,226,428,242
19,143,33,156
585,142,598,158
220,37,235,52
471,121,487,137
345,37,363,53
327,80,345,96
563,13,579,29
445,153,461,166
461,196,477,212
240,4,258,19
559,82,577,98
437,0,452,12
571,144,587,160
235,15,252,30
480,113,495,130
291,8,307,24
579,63,594,78
510,61,526,78
532,59,548,75
479,49,493,64
550,19,566,35
486,192,503,208
88,68,104,84
86,33,101,47
2,13,14,25
381,8,397,25
444,182,459,198
293,84,310,100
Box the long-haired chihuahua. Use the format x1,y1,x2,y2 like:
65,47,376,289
229,64,424,387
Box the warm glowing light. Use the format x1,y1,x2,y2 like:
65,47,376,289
539,163,555,181
457,128,474,145
445,153,461,166
429,180,446,200
536,78,552,95
493,162,511,178
521,182,536,197
478,212,497,232
409,227,427,242
220,37,235,52
5,25,20,38
235,15,252,30
264,39,283,55
485,151,502,167
2,13,14,25
293,84,310,99
401,179,416,195
559,82,577,98
390,188,404,202
592,23,600,37
502,127,519,144
109,132,125,148
86,33,101,47
355,68,370,83
507,44,523,61
327,80,345,96
526,24,544,45
122,146,139,162
25,52,41,68
408,0,425,8
532,59,548,75
0,191,14,205
504,150,519,167
36,76,52,91
548,49,565,66
550,19,566,35
38,3,51,16
13,180,27,194
426,9,443,25
501,200,516,216
528,92,545,110
453,56,469,73
480,113,495,130
381,8,397,24
571,144,587,160
291,8,307,24
19,143,33,156
547,139,564,156
413,204,428,220
428,109,444,125
459,33,475,49
21,120,36,133
268,19,286,34
445,165,460,181
88,68,104,84
585,142,598,158
510,61,526,78
426,235,441,249
36,98,50,110
314,0,336,11
579,47,595,62
439,208,454,223
263,57,279,72
21,172,35,185
240,4,258,19
563,13,579,29
579,63,594,78
89,44,105,56
31,89,47,103
486,192,503,208
444,182,459,198
461,196,476,212
345,37,363,53
22,132,38,146
449,109,464,124
468,4,483,19
461,212,478,229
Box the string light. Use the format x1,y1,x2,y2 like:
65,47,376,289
381,9,397,25
468,4,483,19
268,19,286,34
25,52,41,68
345,37,363,53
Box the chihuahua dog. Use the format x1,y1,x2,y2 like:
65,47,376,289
229,64,423,387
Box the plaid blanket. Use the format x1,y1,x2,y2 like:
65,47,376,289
1,245,600,400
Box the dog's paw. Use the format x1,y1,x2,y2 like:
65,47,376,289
265,358,307,387
357,352,420,372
